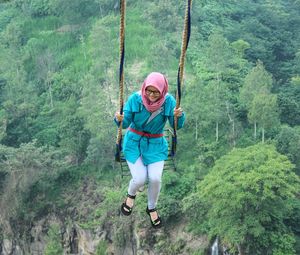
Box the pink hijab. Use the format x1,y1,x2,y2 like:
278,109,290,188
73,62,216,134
141,72,169,112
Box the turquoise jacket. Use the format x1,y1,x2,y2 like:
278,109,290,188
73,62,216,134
116,92,185,165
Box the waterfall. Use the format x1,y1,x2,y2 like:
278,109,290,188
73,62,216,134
211,237,218,255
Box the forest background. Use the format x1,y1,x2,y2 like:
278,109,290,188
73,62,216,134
0,0,300,254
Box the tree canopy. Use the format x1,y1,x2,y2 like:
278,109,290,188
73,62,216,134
0,0,300,254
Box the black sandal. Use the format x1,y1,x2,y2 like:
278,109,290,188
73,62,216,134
146,207,162,228
121,194,136,216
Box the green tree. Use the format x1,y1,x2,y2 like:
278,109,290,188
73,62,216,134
78,73,116,170
197,33,249,144
0,141,66,229
44,224,63,255
240,61,272,107
189,32,250,147
240,60,273,139
248,92,280,143
13,0,57,17
231,39,251,59
276,125,300,175
144,0,181,33
59,112,90,165
0,64,38,145
1,18,25,49
184,143,300,255
0,109,6,141
202,33,233,142
278,82,300,126
96,240,108,255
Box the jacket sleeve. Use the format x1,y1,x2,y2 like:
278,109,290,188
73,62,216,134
114,94,135,129
167,96,186,129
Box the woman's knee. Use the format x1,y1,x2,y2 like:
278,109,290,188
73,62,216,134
149,176,162,186
132,176,146,187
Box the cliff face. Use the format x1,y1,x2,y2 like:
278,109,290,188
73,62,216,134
0,178,208,255
1,215,208,255
1,216,109,255
0,173,212,255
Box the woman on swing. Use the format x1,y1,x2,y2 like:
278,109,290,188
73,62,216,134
114,72,185,228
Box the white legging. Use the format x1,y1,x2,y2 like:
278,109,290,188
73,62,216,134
127,157,164,210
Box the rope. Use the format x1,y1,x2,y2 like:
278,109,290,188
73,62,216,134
172,0,192,156
115,0,126,162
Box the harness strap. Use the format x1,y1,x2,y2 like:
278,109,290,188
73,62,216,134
128,127,164,138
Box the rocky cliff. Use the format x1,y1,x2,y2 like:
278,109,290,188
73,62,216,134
0,178,208,255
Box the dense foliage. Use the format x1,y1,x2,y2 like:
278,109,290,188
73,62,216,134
0,0,299,254
184,144,300,254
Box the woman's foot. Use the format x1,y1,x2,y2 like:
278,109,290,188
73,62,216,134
121,194,136,216
146,207,162,228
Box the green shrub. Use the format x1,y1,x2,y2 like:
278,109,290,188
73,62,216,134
44,224,63,255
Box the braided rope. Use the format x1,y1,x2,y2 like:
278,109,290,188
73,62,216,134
172,0,192,156
115,0,126,162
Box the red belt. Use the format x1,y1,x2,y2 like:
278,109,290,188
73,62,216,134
128,127,164,138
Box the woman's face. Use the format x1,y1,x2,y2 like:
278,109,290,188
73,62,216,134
145,85,161,102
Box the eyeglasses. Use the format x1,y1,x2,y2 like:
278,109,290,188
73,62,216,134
146,89,160,96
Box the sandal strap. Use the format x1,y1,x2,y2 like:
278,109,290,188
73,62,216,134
146,207,157,213
146,207,162,228
152,217,161,225
122,203,132,211
127,193,136,199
